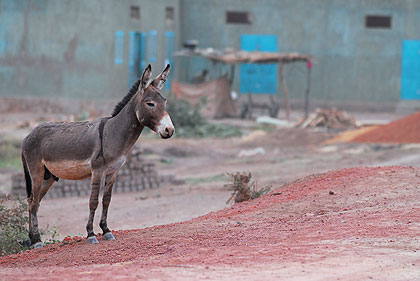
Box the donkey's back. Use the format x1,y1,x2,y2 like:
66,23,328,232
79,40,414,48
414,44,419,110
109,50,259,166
22,119,104,181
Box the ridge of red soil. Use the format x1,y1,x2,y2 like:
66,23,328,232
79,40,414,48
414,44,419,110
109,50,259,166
1,166,419,280
352,111,420,143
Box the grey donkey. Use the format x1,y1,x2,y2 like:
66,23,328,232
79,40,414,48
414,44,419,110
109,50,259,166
21,64,174,248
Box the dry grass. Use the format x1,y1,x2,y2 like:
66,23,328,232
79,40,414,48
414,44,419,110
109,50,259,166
225,172,271,204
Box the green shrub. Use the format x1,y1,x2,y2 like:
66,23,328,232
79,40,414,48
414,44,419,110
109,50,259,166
225,172,271,204
0,138,22,170
166,97,241,138
0,197,62,256
0,196,28,256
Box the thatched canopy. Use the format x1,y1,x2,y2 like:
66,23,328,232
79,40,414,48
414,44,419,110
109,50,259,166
174,47,313,120
174,48,311,64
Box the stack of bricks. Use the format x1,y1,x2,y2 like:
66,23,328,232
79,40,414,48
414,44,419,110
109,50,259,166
11,148,175,199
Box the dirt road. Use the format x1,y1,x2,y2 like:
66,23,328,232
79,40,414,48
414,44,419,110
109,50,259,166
1,166,419,280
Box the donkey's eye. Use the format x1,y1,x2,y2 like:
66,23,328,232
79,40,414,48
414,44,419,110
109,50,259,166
146,102,155,107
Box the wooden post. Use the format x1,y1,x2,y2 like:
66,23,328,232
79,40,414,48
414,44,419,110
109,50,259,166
247,93,253,119
304,63,312,118
229,64,235,85
279,63,290,121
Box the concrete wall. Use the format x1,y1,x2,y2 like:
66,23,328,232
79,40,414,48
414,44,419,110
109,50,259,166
179,0,420,110
1,0,419,109
0,0,180,100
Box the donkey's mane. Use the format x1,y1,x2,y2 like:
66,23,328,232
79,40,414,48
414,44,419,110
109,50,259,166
111,79,141,117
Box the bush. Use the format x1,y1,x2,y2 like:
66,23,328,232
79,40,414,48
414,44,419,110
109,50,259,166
0,197,61,256
0,196,28,256
166,97,241,138
225,172,271,204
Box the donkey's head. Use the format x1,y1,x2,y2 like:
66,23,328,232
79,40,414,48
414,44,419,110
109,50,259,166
135,64,174,139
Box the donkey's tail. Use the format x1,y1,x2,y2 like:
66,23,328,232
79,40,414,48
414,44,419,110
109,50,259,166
22,153,32,198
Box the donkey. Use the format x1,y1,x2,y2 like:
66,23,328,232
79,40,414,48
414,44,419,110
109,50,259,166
21,64,174,248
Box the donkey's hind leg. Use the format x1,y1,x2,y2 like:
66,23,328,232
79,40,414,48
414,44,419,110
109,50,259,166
39,177,55,201
100,172,118,241
27,164,45,249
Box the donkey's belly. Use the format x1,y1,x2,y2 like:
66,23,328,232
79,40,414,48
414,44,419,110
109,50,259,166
43,160,91,180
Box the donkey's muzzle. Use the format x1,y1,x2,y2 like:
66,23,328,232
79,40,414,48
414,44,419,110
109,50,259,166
160,126,174,139
157,114,175,139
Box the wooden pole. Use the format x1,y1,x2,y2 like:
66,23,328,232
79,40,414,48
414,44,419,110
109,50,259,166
304,63,312,118
279,63,290,121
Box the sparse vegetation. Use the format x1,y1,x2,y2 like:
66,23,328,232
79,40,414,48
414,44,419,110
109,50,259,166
0,196,61,256
225,172,271,204
166,97,242,138
42,225,61,245
185,173,227,185
0,196,28,256
0,138,21,170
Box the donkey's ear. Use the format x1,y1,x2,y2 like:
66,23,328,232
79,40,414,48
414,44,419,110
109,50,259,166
140,64,152,91
151,64,170,90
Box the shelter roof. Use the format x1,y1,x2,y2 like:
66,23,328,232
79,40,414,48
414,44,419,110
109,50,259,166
174,48,311,64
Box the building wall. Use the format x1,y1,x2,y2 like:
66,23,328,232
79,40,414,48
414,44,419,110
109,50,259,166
179,0,420,108
0,0,180,100
1,0,419,108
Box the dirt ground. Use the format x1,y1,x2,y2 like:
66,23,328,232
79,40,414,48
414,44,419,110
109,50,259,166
0,104,419,280
1,167,419,280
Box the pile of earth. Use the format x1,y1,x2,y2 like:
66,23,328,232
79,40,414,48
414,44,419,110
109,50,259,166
0,166,419,280
352,111,420,143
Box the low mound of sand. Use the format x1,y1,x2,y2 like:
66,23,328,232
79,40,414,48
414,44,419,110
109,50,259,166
1,167,419,280
352,111,420,143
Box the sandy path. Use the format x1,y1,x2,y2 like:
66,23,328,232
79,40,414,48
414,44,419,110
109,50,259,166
1,166,419,280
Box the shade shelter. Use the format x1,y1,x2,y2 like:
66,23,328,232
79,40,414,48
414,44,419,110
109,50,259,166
174,48,312,120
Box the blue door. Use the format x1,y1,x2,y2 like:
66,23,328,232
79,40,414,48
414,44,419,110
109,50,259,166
165,31,176,90
240,34,278,94
401,40,420,100
114,31,124,65
148,30,158,63
129,31,146,86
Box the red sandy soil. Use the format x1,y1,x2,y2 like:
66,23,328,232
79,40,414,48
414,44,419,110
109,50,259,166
1,166,420,280
352,111,420,143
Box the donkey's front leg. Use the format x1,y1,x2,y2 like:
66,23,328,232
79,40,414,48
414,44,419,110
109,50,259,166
99,172,118,241
86,171,105,244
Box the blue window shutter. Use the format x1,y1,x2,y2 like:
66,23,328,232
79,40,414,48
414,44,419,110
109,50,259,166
140,32,147,70
148,30,157,63
114,31,124,64
165,31,176,90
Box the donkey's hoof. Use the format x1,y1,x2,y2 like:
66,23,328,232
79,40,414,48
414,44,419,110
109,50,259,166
24,238,32,248
103,232,115,241
30,242,44,249
87,236,99,244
